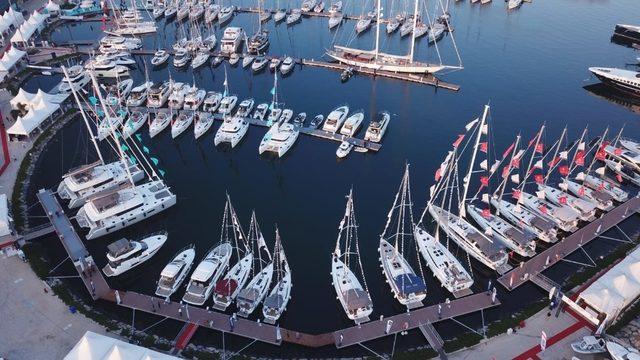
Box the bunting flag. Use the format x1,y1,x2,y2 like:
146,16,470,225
511,158,520,169
480,159,488,171
578,187,585,196
534,160,543,169
465,118,479,131
614,147,623,156
501,166,510,178
150,157,159,165
118,109,127,117
270,86,276,96
577,142,586,151
595,149,606,161
490,160,500,174
480,176,489,188
576,172,586,181
479,142,488,153
481,208,491,218
548,156,561,168
97,109,105,117
481,124,488,135
595,166,605,175
534,174,544,184
616,173,624,183
129,155,137,164
136,133,143,141
143,146,150,154
598,181,605,191
539,205,548,214
89,96,98,105
535,143,544,154
511,174,520,184
536,190,546,199
559,151,569,160
558,165,569,177
482,193,490,204
452,134,465,148
559,196,568,205
502,142,515,159
435,168,443,181
512,189,521,200
159,169,166,177
429,185,436,198
121,145,129,152
574,151,585,166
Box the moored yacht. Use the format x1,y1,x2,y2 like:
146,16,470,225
194,112,215,139
75,181,177,240
467,204,536,257
248,29,269,54
364,111,390,142
218,96,238,115
262,229,292,324
85,59,130,78
168,82,187,110
103,234,167,277
203,91,223,112
564,179,614,211
183,87,206,110
339,110,364,136
589,67,640,97
57,65,90,93
252,103,269,120
236,98,255,117
322,105,349,133
171,111,195,138
213,251,254,310
147,81,171,108
122,110,149,139
149,110,173,138
258,122,299,157
583,174,628,203
182,243,233,306
155,245,196,298
490,197,558,243
220,27,245,54
519,191,579,232
214,116,250,147
539,184,597,222
126,81,153,107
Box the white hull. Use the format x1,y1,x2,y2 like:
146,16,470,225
183,243,233,306
379,239,426,308
237,262,274,317
155,247,196,297
490,198,558,243
262,267,292,324
213,252,253,310
214,117,249,147
520,191,579,232
331,256,373,323
103,235,167,277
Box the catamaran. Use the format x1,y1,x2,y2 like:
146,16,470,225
214,116,250,147
262,228,292,324
103,234,167,277
326,0,462,74
155,245,196,298
236,212,274,317
182,197,238,306
379,165,427,308
331,189,373,323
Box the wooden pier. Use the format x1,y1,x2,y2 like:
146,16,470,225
498,196,640,291
36,187,498,353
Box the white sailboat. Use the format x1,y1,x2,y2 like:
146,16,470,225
331,189,373,323
237,212,274,317
155,245,196,298
379,164,427,308
194,112,216,140
262,228,292,324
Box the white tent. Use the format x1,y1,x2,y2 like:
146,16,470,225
65,331,180,360
10,88,69,110
7,97,60,137
10,88,37,109
45,0,61,15
578,247,640,320
0,46,26,71
3,8,24,29
10,10,47,44
0,194,12,237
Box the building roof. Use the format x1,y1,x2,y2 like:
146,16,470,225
65,331,180,360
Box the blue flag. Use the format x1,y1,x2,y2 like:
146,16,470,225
118,109,127,117
96,109,104,117
129,155,137,164
270,86,276,96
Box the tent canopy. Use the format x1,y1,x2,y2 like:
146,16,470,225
7,97,60,136
10,10,47,44
0,46,26,71
45,0,61,13
578,247,640,319
10,88,69,109
65,331,180,360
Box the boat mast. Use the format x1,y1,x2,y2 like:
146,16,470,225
459,104,488,218
62,66,105,165
374,0,381,59
409,0,419,63
543,127,567,184
494,135,521,216
87,71,135,186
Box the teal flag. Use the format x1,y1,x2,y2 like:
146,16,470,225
159,169,165,177
121,145,129,152
89,96,98,105
97,109,104,117
150,157,159,165
135,134,142,141
129,155,137,164
143,146,150,154
118,109,127,117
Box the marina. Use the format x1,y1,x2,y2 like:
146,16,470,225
2,0,640,358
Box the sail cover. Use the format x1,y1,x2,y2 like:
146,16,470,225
343,288,372,311
394,274,426,297
214,279,238,296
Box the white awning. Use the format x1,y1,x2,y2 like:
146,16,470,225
7,98,60,136
0,194,11,237
10,10,47,43
45,0,61,13
65,331,181,360
10,88,37,109
0,46,26,71
578,246,640,320
11,88,69,109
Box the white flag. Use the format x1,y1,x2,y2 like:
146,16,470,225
515,204,522,213
465,118,479,131
559,182,568,191
576,172,585,181
490,160,500,174
429,185,436,198
534,160,543,169
577,142,586,151
480,159,488,171
511,174,520,184
559,151,568,160
484,227,493,236
482,193,490,203
595,166,605,175
481,124,488,135
514,149,526,160
536,190,545,200
615,162,623,171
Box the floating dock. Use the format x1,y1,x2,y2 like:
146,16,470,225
498,196,640,291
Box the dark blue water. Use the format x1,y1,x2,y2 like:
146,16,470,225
25,0,640,356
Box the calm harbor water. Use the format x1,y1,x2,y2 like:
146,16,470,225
23,0,640,356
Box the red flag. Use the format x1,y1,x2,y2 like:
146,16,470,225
435,168,443,181
502,142,515,158
479,142,488,153
502,166,510,178
548,157,561,168
535,143,544,154
596,150,606,161
512,189,521,200
559,165,569,177
614,148,623,156
511,158,520,169
574,151,585,166
453,134,465,148
617,173,624,183
534,174,544,184
559,196,567,205
578,187,585,196
598,182,605,190
539,205,548,214
480,176,489,187
481,208,491,218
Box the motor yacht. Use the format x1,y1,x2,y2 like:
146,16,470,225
267,108,282,124
220,27,244,54
269,58,281,72
183,87,206,110
280,109,294,123
173,48,191,68
155,245,196,298
323,105,349,133
292,112,306,127
203,91,223,112
280,57,295,75
309,114,324,128
364,111,390,142
191,50,210,69
336,141,353,158
57,65,90,93
588,67,640,97
236,98,255,117
570,336,606,354
103,234,167,277
85,59,130,78
251,56,269,73
167,82,187,110
218,96,238,115
340,111,364,136
248,30,269,54
182,243,233,306
253,103,269,120
105,79,134,106
147,81,171,108
126,81,153,107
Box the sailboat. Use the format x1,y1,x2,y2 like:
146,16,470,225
182,196,236,306
213,198,253,311
326,0,461,74
332,189,373,323
249,1,270,55
428,105,510,274
262,228,292,324
379,164,427,309
57,67,145,209
236,212,274,317
75,72,177,240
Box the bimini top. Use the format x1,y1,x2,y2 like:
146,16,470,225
342,288,372,311
393,274,426,297
214,279,238,296
264,294,284,309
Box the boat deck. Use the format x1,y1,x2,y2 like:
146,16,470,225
497,196,640,291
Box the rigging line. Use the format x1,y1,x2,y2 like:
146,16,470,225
423,2,442,66
226,339,258,359
437,0,462,68
140,316,170,332
48,256,70,274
